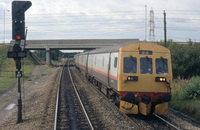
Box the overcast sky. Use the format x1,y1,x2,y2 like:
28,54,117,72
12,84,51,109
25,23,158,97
0,0,200,43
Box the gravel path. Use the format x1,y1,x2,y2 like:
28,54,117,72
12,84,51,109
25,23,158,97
0,65,61,129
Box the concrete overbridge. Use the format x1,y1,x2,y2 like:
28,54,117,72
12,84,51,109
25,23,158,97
10,39,139,65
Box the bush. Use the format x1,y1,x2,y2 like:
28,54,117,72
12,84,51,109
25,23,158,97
172,76,200,100
170,43,200,79
182,76,200,100
170,76,200,120
158,40,200,79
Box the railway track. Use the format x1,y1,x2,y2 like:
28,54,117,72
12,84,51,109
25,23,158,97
128,112,182,130
72,61,184,130
72,66,141,130
153,113,181,130
54,60,94,130
66,61,140,129
55,60,185,130
60,60,200,130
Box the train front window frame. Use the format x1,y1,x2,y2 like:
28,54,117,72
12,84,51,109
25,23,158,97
123,57,137,73
140,57,152,74
156,58,168,75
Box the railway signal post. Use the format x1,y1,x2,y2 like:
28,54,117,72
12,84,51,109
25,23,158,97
7,0,32,124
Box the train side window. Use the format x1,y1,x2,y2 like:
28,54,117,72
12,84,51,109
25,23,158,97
140,57,152,74
102,57,104,67
156,58,168,74
114,57,118,68
94,56,96,65
124,57,137,73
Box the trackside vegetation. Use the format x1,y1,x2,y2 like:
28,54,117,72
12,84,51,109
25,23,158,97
0,45,9,70
170,77,200,120
33,50,63,61
158,40,200,120
158,40,200,79
0,44,35,92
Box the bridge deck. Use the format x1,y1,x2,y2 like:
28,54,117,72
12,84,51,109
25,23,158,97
10,39,139,50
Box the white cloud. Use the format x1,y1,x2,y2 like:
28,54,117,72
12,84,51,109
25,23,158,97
0,0,200,43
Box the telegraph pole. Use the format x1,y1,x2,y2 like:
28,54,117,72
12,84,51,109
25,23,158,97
145,5,147,41
149,8,155,41
7,1,32,124
164,10,167,47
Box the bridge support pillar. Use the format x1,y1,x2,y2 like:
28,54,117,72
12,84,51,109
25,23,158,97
46,48,51,65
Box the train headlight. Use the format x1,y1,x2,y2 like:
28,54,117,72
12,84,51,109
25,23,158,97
127,76,138,81
123,76,138,83
155,77,166,82
160,78,165,81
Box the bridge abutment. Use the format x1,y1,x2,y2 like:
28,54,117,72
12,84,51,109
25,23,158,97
46,48,51,65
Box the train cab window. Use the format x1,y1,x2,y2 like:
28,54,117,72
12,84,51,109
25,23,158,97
114,57,118,68
156,58,168,74
140,57,152,74
124,57,137,73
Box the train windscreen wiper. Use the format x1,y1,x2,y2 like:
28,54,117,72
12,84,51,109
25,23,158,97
130,55,137,63
161,57,167,65
146,56,152,64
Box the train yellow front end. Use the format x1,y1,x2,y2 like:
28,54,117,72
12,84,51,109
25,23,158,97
118,43,172,115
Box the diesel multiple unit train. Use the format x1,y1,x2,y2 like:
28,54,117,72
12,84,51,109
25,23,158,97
74,42,172,115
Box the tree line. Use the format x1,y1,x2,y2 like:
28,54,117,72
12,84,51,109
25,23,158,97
33,50,78,61
158,40,200,79
33,50,63,61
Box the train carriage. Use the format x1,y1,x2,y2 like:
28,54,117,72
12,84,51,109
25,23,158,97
75,42,172,115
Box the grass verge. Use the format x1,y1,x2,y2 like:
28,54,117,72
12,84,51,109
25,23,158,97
0,56,35,93
169,76,200,120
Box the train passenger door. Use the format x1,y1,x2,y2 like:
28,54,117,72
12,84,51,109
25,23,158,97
86,52,89,74
109,53,118,90
108,52,111,87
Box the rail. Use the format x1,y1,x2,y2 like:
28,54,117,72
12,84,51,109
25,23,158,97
68,60,94,130
54,60,94,130
153,113,180,130
54,60,67,130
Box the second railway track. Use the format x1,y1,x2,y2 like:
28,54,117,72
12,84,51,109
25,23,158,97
54,59,141,129
54,59,200,130
55,60,95,130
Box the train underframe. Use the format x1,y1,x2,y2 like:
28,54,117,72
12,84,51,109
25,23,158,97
87,75,171,115
120,92,171,115
77,67,171,116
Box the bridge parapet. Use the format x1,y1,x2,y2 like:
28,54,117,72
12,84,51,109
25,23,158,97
10,39,139,64
10,39,139,50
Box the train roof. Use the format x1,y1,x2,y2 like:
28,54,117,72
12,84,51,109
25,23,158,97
76,41,166,55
